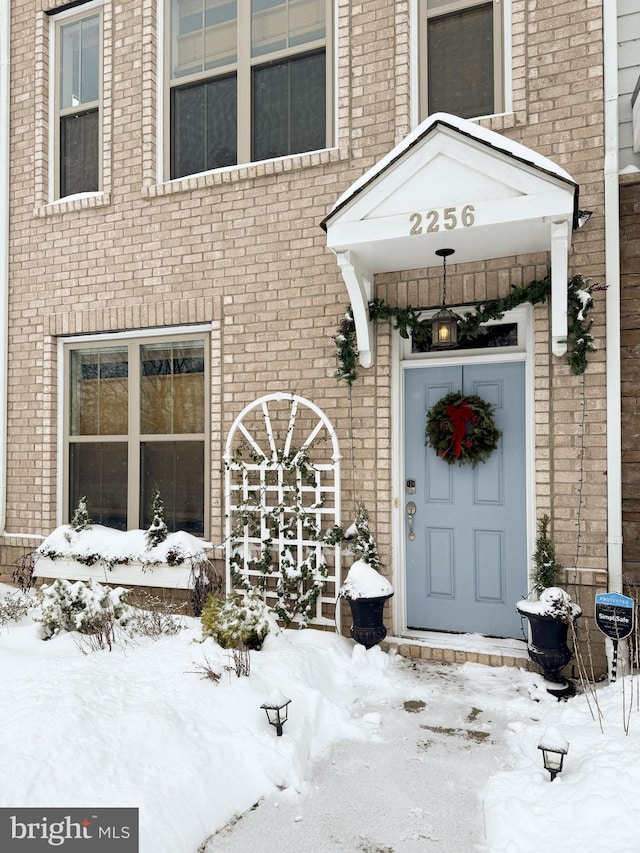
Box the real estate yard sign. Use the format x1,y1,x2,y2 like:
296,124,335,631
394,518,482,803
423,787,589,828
595,592,635,682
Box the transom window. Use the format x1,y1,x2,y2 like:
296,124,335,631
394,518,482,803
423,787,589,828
52,2,103,199
419,0,504,120
403,306,528,359
65,334,209,536
167,0,332,179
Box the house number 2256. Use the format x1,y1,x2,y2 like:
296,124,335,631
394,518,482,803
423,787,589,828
409,204,475,235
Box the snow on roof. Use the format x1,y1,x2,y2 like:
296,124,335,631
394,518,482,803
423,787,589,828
325,113,577,223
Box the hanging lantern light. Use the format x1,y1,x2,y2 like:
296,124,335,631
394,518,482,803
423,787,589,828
431,248,459,350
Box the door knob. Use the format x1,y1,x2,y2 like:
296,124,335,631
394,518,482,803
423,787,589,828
406,501,417,541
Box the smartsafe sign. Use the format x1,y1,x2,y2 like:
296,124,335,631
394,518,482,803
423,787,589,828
0,808,138,851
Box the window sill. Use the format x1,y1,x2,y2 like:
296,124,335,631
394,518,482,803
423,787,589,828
35,192,111,218
143,147,345,199
473,112,517,132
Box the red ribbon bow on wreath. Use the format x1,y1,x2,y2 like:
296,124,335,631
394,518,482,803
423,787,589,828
441,401,474,459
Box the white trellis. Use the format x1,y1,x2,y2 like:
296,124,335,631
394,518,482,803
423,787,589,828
224,393,342,630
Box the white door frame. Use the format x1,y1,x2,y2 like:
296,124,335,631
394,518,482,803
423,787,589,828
391,304,537,643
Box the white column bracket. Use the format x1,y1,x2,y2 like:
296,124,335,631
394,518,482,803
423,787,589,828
335,250,376,369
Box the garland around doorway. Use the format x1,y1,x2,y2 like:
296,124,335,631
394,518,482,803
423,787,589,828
332,275,606,386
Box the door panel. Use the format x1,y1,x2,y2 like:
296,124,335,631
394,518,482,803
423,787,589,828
404,361,527,638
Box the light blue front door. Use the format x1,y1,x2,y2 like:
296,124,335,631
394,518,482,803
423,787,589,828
404,361,527,639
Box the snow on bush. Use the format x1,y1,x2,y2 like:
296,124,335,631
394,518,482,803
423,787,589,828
344,503,384,573
0,589,33,626
35,578,133,640
339,505,393,600
145,488,169,549
70,495,92,532
201,587,271,650
531,514,563,593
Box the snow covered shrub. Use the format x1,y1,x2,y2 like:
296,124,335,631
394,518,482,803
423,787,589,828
344,503,383,572
0,589,33,626
71,495,92,532
127,592,184,638
35,578,133,640
532,514,563,593
201,587,270,650
145,487,168,549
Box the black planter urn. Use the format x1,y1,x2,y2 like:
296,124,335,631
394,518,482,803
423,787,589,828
346,593,393,649
516,603,580,697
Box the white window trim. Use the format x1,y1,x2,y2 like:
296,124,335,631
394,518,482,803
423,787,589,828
57,324,212,531
48,0,104,203
156,0,337,186
410,0,513,128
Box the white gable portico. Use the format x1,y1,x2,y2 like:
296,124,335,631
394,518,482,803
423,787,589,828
322,114,579,367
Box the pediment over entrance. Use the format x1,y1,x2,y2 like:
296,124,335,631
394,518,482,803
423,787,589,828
322,114,579,368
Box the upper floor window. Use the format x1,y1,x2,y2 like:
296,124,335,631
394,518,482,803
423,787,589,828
419,0,503,120
52,2,103,198
167,0,332,180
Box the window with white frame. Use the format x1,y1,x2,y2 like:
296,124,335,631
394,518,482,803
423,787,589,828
64,334,209,537
51,2,103,199
167,0,332,180
419,0,504,120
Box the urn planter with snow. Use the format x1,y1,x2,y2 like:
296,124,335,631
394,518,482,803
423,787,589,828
345,592,394,649
339,559,394,649
339,504,394,649
516,588,581,697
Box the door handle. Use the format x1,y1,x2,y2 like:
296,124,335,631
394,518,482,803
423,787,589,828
406,501,417,541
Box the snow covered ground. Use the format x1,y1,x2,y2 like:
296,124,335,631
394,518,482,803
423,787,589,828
1,583,639,853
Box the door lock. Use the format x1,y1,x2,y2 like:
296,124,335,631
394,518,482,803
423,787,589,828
406,500,417,541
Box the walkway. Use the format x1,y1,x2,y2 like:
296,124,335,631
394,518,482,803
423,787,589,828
202,660,517,853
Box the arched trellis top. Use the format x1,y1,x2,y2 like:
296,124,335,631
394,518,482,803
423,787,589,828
224,393,342,631
224,392,341,465
321,113,579,368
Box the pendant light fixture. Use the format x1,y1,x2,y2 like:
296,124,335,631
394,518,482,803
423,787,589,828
431,248,459,350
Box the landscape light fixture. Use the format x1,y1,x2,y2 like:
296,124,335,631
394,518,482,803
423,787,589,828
260,691,292,737
537,728,569,781
431,248,459,349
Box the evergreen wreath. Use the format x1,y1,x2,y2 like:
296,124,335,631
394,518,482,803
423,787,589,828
425,392,501,467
